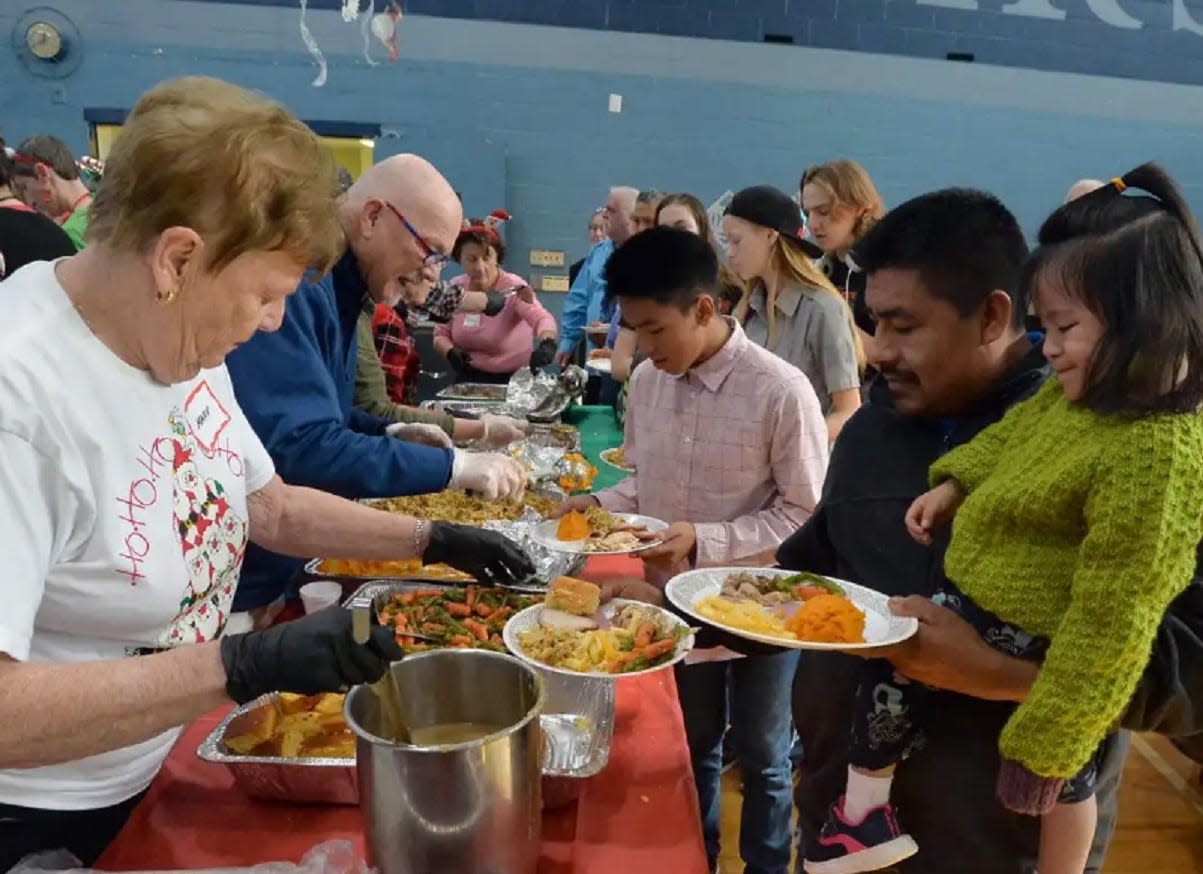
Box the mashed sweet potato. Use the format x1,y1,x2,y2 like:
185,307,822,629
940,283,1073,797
785,594,866,644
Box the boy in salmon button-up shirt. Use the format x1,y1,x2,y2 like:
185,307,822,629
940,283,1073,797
554,226,829,874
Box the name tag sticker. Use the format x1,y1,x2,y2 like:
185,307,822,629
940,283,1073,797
463,314,482,328
184,381,232,452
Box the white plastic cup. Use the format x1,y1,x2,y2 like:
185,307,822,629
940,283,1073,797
299,581,343,615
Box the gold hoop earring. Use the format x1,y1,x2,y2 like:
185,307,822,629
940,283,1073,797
157,286,178,304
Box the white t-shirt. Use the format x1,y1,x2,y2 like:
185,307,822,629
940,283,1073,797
0,261,275,810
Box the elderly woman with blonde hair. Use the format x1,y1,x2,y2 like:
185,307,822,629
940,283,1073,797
0,76,531,866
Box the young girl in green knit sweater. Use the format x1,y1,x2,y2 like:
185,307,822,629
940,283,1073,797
805,164,1203,874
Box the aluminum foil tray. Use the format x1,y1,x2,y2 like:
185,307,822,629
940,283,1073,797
196,694,358,806
420,399,519,419
435,382,509,402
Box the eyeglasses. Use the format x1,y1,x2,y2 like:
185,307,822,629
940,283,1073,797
381,201,450,268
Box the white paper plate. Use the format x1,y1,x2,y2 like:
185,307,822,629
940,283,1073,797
530,513,667,555
599,447,634,473
586,357,613,374
664,567,918,651
503,598,695,679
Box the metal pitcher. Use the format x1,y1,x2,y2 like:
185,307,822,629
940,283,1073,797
344,650,546,874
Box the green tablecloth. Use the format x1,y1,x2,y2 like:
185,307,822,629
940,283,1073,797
562,404,629,491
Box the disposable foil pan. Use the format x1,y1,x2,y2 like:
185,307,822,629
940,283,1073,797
196,694,359,805
419,399,517,418
343,581,614,778
435,382,509,402
305,504,586,592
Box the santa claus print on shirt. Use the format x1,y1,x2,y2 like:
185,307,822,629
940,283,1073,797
161,407,248,646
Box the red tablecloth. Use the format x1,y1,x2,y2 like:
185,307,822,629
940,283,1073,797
98,557,707,873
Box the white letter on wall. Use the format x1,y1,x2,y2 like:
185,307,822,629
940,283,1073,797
1000,0,1067,20
917,0,979,10
1174,0,1203,35
1086,0,1143,28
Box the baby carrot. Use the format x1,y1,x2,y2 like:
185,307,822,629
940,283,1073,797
447,602,472,617
474,602,493,618
638,639,677,660
450,635,473,647
633,621,657,648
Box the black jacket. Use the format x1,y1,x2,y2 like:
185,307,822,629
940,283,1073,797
777,337,1203,874
820,255,872,336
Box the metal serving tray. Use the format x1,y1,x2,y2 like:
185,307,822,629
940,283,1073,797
434,382,509,402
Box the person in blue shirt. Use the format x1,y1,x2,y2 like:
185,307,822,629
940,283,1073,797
554,186,638,366
227,154,529,618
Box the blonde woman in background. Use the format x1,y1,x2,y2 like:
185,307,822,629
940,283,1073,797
801,160,885,357
724,185,863,441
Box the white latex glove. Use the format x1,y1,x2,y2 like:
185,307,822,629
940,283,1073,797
449,452,526,500
386,422,454,449
480,414,529,449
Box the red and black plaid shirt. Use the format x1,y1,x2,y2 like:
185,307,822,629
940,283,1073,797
371,303,420,406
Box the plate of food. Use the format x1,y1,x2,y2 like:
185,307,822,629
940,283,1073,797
665,568,918,651
586,356,613,374
504,577,694,679
530,508,666,555
599,446,634,473
374,584,541,653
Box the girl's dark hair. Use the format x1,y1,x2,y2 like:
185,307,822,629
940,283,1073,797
1024,162,1203,416
452,220,506,265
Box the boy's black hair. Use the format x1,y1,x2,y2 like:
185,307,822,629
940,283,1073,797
1024,163,1203,416
604,225,718,310
853,187,1030,328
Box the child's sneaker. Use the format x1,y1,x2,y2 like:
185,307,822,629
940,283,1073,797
802,796,918,874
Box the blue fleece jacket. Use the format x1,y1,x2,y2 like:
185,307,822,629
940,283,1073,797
227,251,453,610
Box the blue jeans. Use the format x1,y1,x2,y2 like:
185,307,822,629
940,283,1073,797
676,651,800,874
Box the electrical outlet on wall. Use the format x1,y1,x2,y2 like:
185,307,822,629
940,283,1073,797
608,93,622,113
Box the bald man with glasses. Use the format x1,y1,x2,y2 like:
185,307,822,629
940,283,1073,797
225,154,527,624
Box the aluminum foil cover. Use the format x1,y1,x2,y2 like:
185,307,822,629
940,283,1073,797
483,507,587,584
509,441,567,485
506,367,587,422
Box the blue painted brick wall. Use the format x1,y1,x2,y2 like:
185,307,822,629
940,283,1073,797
205,0,1203,87
7,2,1203,324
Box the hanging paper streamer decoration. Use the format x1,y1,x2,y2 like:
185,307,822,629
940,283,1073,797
298,0,328,87
370,2,402,62
707,191,735,252
359,0,379,67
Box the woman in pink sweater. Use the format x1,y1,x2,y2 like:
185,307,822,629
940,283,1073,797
435,217,558,383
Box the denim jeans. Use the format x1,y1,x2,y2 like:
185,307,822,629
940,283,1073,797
676,651,800,874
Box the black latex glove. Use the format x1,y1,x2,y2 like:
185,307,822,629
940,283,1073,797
424,522,536,585
447,347,471,375
529,337,557,372
483,291,507,317
220,607,403,704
